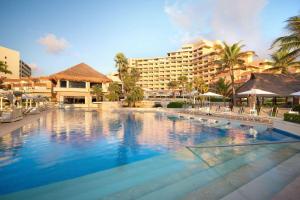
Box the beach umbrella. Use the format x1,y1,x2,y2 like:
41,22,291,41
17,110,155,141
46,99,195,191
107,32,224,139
290,91,300,96
199,92,223,114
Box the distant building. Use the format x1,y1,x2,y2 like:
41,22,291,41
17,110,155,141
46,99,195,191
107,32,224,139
0,45,31,78
128,40,257,92
50,63,111,105
19,60,32,77
2,63,112,106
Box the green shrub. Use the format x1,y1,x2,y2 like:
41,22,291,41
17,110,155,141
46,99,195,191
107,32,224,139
167,101,184,108
284,113,300,124
292,105,300,112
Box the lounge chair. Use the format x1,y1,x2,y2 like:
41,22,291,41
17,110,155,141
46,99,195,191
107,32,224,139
0,108,23,123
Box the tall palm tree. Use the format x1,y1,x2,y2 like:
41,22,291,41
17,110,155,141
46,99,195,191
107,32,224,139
214,42,250,105
263,50,300,74
215,78,230,105
0,61,12,74
193,77,208,106
272,15,300,59
178,75,188,98
114,53,129,81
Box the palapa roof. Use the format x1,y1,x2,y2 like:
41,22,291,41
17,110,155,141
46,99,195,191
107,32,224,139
50,63,111,83
237,73,300,96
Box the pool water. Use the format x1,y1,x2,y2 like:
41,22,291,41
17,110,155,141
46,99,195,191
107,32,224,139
0,109,299,195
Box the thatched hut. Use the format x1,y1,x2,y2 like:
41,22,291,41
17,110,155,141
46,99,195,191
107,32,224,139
49,63,112,106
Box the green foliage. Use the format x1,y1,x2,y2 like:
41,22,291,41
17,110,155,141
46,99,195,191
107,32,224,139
213,42,251,105
107,82,121,101
263,50,300,74
167,80,178,98
292,105,300,112
167,101,184,108
178,75,188,96
272,15,300,60
0,61,12,74
215,78,230,104
114,52,129,81
90,84,103,102
126,86,144,107
284,113,300,124
193,77,208,94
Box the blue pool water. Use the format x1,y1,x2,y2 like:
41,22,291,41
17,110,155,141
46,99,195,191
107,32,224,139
0,109,299,195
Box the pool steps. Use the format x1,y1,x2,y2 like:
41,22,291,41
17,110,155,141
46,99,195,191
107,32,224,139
1,141,299,200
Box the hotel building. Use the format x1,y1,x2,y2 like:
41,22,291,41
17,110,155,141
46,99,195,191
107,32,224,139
128,40,265,92
0,46,31,78
2,63,112,106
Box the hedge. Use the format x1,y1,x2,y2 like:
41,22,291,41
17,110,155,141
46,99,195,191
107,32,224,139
292,105,300,112
167,101,184,108
284,113,300,124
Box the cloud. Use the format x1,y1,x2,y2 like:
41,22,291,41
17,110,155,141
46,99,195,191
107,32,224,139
38,33,69,54
28,63,43,75
164,0,269,57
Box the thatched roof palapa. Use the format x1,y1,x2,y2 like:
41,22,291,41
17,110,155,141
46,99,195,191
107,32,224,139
237,73,300,96
50,63,112,84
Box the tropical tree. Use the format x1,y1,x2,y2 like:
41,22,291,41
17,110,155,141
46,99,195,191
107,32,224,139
272,15,300,59
213,42,250,105
185,81,193,103
126,86,144,107
215,78,230,105
193,77,208,106
178,75,188,98
0,61,12,74
114,53,129,81
91,84,104,102
167,80,178,98
263,50,300,74
107,82,122,101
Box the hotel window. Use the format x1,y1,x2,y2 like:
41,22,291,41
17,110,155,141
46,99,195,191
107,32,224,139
69,81,86,88
60,80,67,88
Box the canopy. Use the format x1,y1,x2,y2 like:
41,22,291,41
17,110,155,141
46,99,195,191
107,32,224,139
199,92,223,97
238,89,277,96
290,91,300,96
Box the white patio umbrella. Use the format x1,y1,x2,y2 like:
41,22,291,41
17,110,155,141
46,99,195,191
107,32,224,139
199,92,223,114
238,89,277,110
290,91,300,96
238,89,277,96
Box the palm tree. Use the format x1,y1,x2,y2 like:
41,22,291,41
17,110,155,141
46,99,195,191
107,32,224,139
114,53,129,81
214,42,250,105
193,77,208,106
215,78,230,105
167,81,178,98
91,84,104,102
178,75,188,98
263,50,300,74
272,15,300,59
0,61,12,74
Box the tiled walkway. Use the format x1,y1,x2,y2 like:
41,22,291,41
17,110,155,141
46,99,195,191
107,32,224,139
1,142,300,200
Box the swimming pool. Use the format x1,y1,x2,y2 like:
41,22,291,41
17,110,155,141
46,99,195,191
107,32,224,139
0,109,299,195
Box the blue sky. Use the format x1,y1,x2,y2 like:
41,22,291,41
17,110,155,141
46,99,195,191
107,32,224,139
0,0,299,76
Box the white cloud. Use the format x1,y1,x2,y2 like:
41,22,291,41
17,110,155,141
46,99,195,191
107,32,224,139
164,0,269,57
38,33,69,54
28,63,43,75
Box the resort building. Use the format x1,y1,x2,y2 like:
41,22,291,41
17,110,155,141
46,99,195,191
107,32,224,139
50,63,111,105
128,40,267,92
1,63,112,106
0,46,31,78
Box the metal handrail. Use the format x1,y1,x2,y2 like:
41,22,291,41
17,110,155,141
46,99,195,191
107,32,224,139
186,140,300,149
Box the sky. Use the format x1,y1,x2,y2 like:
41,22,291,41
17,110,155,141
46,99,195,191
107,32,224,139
0,0,299,76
